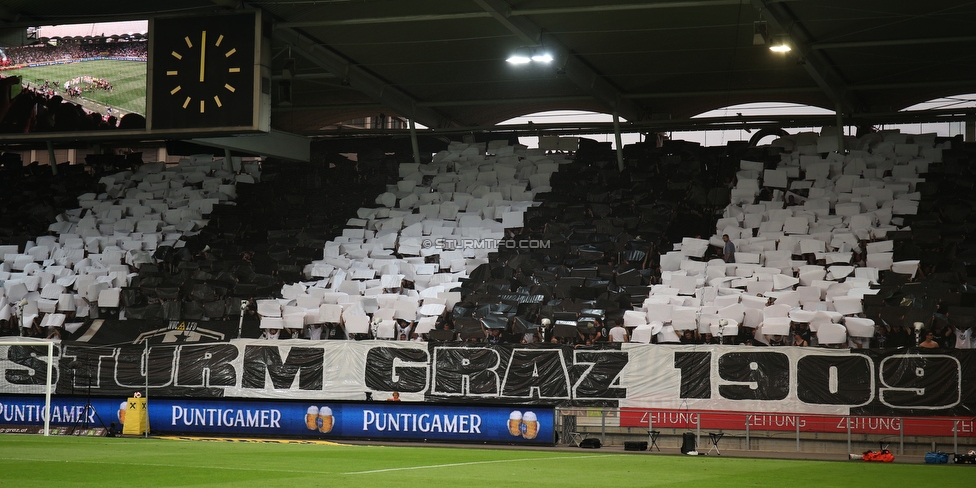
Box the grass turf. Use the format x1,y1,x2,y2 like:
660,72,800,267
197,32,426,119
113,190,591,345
0,435,971,487
11,59,146,116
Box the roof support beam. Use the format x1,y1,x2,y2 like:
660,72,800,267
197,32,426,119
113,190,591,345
280,0,805,28
512,0,743,16
813,35,976,50
473,0,642,121
271,76,975,115
193,130,310,162
270,72,337,81
272,103,385,113
422,95,592,107
273,26,455,129
475,0,541,45
753,0,863,115
280,12,490,29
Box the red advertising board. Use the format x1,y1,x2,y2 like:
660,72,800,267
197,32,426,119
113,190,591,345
620,408,976,437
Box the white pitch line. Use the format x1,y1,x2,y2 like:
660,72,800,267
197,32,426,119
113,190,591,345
343,454,616,475
0,457,323,475
1,452,620,477
0,453,617,476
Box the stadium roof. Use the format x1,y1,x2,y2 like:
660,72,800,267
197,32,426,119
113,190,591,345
1,0,975,137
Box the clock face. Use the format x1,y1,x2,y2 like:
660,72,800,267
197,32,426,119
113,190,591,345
150,13,257,131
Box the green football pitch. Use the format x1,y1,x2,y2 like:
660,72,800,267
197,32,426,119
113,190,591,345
0,435,970,487
11,60,146,117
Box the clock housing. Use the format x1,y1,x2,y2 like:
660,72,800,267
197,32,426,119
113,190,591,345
148,11,266,133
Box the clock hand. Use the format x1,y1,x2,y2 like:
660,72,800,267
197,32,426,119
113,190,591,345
199,30,207,83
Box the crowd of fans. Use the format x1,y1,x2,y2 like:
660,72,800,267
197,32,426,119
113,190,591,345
231,230,952,350
0,80,143,133
0,147,392,342
0,133,972,353
218,142,961,351
3,41,147,65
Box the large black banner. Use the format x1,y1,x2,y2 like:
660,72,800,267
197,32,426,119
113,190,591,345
71,319,261,345
2,341,974,416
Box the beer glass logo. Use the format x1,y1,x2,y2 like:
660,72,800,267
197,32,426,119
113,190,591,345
306,406,334,434
508,410,538,439
118,401,127,425
508,411,522,436
305,406,319,431
522,411,538,440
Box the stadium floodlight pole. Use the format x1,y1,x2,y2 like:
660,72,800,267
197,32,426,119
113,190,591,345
409,118,421,165
144,339,150,438
46,141,58,176
612,111,624,172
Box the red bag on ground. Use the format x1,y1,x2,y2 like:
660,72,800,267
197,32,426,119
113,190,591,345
862,450,894,462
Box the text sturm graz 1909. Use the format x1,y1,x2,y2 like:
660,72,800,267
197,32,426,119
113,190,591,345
1,342,974,416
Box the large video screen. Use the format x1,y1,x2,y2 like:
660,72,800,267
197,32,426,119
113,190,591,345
0,21,147,135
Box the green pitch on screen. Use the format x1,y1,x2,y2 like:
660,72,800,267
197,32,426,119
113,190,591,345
14,59,146,116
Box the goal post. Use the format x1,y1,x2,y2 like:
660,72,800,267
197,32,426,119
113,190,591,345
0,339,56,436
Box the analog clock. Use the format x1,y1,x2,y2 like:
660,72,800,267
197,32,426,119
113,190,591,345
150,12,257,131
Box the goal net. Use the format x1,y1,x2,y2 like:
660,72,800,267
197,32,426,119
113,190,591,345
0,338,56,436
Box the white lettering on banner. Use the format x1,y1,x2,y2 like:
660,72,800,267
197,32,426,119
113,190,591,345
3,343,974,415
836,417,901,432
170,406,281,428
956,421,974,434
640,411,700,426
0,402,42,423
638,411,807,429
46,405,94,424
362,410,482,434
877,354,962,410
749,414,806,428
627,345,885,414
0,402,94,424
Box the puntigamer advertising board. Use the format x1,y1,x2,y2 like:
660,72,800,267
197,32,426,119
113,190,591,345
0,395,555,444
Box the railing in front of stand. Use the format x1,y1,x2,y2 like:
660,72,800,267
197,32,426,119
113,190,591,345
556,407,976,455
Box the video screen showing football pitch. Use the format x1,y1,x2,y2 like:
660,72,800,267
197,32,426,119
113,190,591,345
12,59,146,118
0,20,147,132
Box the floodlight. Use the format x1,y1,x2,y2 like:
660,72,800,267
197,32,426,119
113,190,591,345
531,51,553,63
506,48,531,64
507,46,552,65
769,36,791,53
